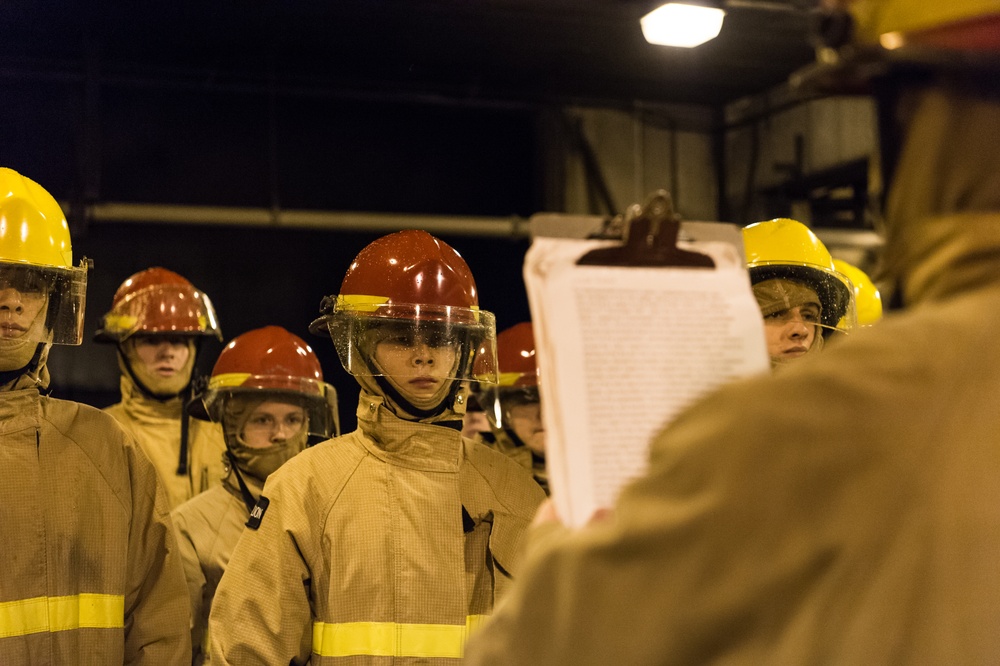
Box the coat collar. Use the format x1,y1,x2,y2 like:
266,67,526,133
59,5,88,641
117,373,184,421
355,390,465,471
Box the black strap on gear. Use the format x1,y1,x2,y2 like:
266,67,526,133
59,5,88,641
0,343,45,387
176,388,196,476
226,449,260,514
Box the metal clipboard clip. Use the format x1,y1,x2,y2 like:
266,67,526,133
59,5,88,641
577,190,715,269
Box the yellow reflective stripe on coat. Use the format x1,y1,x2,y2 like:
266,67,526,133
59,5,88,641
313,615,490,658
0,594,125,638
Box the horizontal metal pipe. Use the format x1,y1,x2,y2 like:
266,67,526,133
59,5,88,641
81,202,530,238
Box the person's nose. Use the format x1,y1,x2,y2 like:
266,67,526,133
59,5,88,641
0,287,24,313
156,342,176,359
271,421,293,442
786,315,810,340
411,341,434,366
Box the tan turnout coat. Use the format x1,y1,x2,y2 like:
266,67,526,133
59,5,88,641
105,374,227,509
0,371,191,664
171,471,259,665
209,391,545,664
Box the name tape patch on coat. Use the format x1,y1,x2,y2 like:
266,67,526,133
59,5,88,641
245,496,270,530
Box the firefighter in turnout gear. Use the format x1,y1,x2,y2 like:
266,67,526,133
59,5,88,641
743,218,856,366
172,325,339,665
475,322,548,494
209,230,544,664
0,166,190,663
96,267,227,509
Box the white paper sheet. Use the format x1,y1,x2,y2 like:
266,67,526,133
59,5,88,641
524,235,769,526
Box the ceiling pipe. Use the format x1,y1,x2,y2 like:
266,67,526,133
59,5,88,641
77,201,531,238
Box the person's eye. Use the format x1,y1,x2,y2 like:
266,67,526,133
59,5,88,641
286,414,305,426
383,333,411,346
428,331,458,347
21,278,46,294
251,415,273,427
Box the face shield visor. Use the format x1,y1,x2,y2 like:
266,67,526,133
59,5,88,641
478,384,541,432
0,259,88,345
316,300,499,386
201,373,339,445
749,262,857,337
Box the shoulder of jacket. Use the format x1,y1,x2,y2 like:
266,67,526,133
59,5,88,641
172,485,243,546
463,438,545,519
264,431,367,509
172,485,231,523
39,397,145,512
42,396,132,445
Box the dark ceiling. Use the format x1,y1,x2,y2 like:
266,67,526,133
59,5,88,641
3,0,819,109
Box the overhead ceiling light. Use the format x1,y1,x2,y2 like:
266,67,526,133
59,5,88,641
641,3,726,48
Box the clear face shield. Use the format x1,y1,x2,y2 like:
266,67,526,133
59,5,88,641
321,301,499,386
479,384,540,431
100,284,221,342
0,260,88,345
202,375,339,446
752,267,857,366
477,382,545,455
751,264,857,334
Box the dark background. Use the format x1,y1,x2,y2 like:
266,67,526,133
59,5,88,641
3,0,823,432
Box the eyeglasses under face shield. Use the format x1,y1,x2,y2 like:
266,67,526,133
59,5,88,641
200,374,340,443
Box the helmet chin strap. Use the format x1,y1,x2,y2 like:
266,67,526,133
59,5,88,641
373,373,454,420
0,343,46,388
353,327,478,421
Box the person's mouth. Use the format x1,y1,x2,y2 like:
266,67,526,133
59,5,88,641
154,365,178,376
408,376,438,389
0,322,27,337
783,345,808,357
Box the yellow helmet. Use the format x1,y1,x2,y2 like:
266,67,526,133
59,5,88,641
833,259,883,326
0,167,89,345
743,218,857,335
797,0,1000,93
833,0,1000,49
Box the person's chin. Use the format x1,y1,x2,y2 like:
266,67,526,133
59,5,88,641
396,386,440,405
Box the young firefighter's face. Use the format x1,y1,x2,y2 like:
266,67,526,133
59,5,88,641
240,400,307,449
0,273,48,339
132,335,192,379
763,304,819,363
373,325,459,404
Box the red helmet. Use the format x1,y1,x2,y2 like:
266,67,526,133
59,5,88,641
95,267,222,342
310,230,498,384
196,325,338,439
477,322,540,433
496,322,538,387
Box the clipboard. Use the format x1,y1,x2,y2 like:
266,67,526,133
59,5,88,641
523,189,769,526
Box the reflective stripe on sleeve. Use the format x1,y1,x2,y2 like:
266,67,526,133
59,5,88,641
0,594,125,638
312,614,490,658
